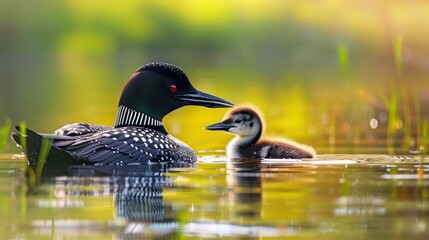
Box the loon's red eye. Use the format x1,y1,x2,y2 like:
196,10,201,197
169,85,177,93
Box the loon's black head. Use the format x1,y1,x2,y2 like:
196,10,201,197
115,62,233,128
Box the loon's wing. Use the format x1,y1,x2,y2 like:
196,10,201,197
58,127,196,166
12,125,195,171
54,123,114,136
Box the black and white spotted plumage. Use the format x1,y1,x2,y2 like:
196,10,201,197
48,123,197,165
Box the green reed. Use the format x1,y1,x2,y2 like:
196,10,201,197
393,35,403,75
399,87,413,152
418,118,428,181
18,122,36,188
421,119,428,156
35,138,53,180
414,89,423,149
18,121,53,190
335,43,349,153
386,92,399,155
329,109,336,153
385,35,402,154
0,118,11,152
18,122,27,155
337,43,349,79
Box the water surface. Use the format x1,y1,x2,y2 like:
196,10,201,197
0,153,428,239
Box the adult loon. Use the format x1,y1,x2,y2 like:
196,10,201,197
205,104,315,159
12,62,234,169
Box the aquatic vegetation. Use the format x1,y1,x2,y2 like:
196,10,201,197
16,121,51,188
418,119,428,179
18,122,36,188
421,119,428,156
18,121,27,155
393,35,403,75
385,91,399,155
337,43,349,79
0,119,11,152
327,109,336,153
400,89,413,152
34,138,53,179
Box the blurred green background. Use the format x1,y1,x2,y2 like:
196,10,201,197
1,0,429,153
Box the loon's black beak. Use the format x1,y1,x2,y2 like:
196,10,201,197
177,89,234,108
205,121,235,131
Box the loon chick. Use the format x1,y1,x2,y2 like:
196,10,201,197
205,105,316,159
12,62,234,169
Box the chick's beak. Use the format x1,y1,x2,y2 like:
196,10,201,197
205,121,236,131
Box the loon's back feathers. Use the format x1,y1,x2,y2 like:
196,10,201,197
54,123,114,136
62,126,196,165
13,124,197,168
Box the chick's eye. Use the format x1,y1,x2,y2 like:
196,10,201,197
234,118,242,123
169,85,177,93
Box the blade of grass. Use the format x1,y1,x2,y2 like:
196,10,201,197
0,118,11,152
19,121,27,155
418,118,428,180
414,89,422,149
35,138,53,180
329,110,336,154
399,85,412,153
421,119,428,157
387,93,399,155
18,122,37,190
337,43,349,80
393,35,403,75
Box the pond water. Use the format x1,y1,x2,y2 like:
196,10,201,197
0,153,428,239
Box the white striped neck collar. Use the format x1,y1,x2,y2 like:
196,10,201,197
114,105,163,129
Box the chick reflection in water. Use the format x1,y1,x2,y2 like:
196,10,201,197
226,159,263,220
206,104,316,159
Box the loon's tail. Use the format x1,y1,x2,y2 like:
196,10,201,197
11,126,81,173
11,126,46,169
